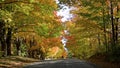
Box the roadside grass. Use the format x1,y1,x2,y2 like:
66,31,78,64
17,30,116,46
0,56,39,68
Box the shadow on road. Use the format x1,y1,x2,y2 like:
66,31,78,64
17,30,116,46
24,59,100,68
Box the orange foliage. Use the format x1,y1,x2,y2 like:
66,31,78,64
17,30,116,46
65,35,76,46
42,37,62,47
51,46,59,53
62,50,67,59
54,11,62,23
28,37,62,53
48,46,60,56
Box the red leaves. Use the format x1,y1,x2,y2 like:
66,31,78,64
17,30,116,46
65,35,77,46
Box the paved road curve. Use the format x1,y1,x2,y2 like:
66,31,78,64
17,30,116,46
24,59,100,68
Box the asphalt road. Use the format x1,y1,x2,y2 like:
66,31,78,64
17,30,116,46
24,59,100,68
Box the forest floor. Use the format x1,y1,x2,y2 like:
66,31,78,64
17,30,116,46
87,55,120,68
0,56,39,68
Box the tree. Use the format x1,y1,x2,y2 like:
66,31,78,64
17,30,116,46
58,0,120,59
0,0,34,56
0,0,63,59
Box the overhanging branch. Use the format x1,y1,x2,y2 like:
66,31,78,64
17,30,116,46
0,0,35,8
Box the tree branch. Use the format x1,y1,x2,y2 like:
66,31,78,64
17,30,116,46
0,0,35,8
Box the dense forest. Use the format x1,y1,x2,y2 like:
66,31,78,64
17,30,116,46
59,0,120,61
0,0,65,60
0,0,120,63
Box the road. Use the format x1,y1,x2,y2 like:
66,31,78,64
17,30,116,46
24,59,100,68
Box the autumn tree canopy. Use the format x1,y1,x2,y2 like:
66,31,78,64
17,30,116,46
59,0,120,60
0,0,120,62
0,0,65,59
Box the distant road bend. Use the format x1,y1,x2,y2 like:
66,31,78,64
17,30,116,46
24,59,100,68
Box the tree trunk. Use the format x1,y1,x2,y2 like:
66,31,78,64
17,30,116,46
115,5,119,43
97,34,101,46
110,1,115,46
15,38,21,55
115,20,118,43
0,20,7,57
6,28,12,56
1,39,7,57
102,1,108,52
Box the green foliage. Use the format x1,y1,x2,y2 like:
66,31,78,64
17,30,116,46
0,0,63,59
35,23,49,37
39,3,55,15
29,0,35,3
19,44,28,57
0,0,4,3
116,11,120,18
0,9,12,26
67,38,98,59
68,51,73,58
59,0,118,60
